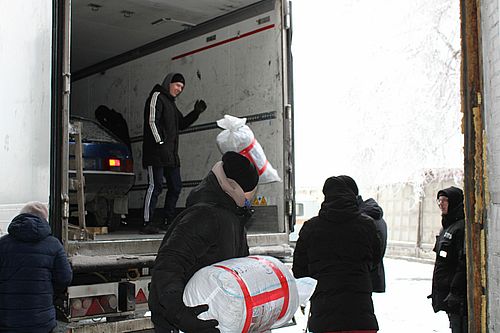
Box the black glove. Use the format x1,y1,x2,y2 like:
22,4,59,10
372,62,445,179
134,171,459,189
194,99,207,113
443,293,462,312
176,304,219,333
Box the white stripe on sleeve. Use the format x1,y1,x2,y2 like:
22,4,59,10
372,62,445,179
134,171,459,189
149,92,163,143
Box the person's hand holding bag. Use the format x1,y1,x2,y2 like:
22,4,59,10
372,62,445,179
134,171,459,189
175,304,219,333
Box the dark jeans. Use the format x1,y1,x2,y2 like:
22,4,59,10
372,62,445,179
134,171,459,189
163,166,182,222
448,313,467,333
143,166,182,224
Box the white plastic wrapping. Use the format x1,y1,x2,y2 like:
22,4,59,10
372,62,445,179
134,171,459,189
183,255,299,333
295,277,317,306
216,115,281,184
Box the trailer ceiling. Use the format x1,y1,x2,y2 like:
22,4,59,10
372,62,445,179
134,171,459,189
72,0,262,72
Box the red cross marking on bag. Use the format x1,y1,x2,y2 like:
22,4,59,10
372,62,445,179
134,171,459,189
214,257,290,333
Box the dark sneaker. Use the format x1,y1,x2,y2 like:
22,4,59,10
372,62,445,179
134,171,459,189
139,224,160,234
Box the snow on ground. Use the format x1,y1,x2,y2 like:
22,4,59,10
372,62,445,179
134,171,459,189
373,258,449,333
274,258,450,333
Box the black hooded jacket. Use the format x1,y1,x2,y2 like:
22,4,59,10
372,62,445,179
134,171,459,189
142,72,202,168
359,197,387,293
148,171,250,329
430,186,467,314
0,214,72,333
292,176,381,332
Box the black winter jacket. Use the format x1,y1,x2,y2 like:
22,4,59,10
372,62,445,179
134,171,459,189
148,171,250,330
293,179,381,332
0,214,73,333
359,197,387,293
142,73,201,168
431,186,467,314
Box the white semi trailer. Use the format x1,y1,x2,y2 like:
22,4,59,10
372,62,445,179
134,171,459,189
0,0,294,331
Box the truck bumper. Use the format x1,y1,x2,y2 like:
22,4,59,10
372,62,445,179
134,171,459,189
57,316,154,333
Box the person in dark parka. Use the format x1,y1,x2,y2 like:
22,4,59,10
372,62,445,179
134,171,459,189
0,202,73,333
141,72,207,234
292,175,381,333
148,152,259,333
342,177,387,293
429,186,467,333
359,197,387,293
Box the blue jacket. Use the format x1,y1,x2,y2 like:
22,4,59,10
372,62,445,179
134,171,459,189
0,213,73,333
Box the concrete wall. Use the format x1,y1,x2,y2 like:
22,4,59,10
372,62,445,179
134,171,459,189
292,172,462,260
480,0,500,329
374,175,462,260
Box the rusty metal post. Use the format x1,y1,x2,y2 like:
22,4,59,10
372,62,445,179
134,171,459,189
460,0,486,331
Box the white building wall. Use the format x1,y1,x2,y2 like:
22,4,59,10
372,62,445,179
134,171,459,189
481,0,500,329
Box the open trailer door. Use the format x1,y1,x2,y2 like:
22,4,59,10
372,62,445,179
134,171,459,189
0,1,54,235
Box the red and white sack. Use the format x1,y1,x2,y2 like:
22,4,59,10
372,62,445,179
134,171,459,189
183,255,299,333
216,115,281,184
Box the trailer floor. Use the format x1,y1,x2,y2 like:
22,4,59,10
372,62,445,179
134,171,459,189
93,229,165,241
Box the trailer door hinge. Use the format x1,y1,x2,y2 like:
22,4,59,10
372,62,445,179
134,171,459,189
62,194,70,219
284,1,291,30
286,199,294,216
285,104,292,119
63,72,71,94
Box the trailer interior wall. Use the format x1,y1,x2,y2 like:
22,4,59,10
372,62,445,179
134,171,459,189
71,4,287,233
480,0,500,329
0,1,52,234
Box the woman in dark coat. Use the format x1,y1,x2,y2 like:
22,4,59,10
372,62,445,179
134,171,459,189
0,202,73,333
292,176,381,333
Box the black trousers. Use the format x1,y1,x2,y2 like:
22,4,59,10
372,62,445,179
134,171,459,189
143,166,182,224
448,313,467,333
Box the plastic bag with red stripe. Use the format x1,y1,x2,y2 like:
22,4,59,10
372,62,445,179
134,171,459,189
216,115,281,184
183,255,299,333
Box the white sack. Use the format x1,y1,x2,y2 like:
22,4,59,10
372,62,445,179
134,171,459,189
295,277,317,306
183,255,299,333
216,115,281,184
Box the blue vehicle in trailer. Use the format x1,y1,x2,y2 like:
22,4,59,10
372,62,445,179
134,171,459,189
69,116,134,229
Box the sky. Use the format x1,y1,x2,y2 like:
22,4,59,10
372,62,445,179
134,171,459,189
291,0,463,192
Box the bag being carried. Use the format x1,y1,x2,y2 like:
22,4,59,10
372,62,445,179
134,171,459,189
216,115,281,184
183,255,299,333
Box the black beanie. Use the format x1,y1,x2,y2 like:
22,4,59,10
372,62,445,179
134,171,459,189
338,175,359,195
222,152,259,192
171,73,185,85
322,175,358,199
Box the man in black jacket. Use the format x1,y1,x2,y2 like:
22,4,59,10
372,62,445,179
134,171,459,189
359,197,387,292
430,186,467,333
148,152,259,333
142,72,207,234
342,178,388,293
0,202,73,333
